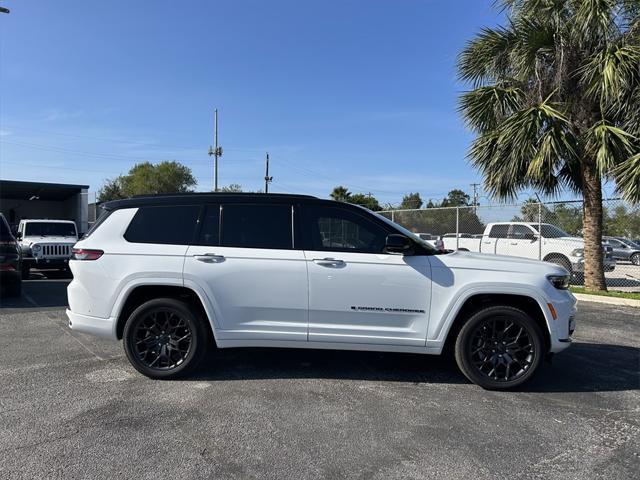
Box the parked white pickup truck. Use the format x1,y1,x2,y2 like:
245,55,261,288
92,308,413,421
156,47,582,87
442,222,616,275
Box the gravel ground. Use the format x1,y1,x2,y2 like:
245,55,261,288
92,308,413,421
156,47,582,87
0,279,638,479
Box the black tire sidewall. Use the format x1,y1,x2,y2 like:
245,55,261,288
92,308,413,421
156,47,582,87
455,306,545,390
123,298,208,379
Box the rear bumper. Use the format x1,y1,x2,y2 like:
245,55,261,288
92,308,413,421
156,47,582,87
66,309,115,339
0,269,21,285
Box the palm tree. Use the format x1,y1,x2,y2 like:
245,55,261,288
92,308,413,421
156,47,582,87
458,0,639,290
330,185,352,202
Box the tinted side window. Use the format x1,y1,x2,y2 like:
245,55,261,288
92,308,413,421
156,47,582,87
198,205,221,246
125,205,200,245
509,225,535,239
301,205,389,253
221,204,292,249
489,225,509,238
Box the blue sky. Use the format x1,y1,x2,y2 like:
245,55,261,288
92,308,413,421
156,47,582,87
0,0,591,206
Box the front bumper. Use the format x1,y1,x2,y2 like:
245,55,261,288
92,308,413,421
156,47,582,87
547,292,578,353
23,257,70,269
66,309,115,338
570,258,616,272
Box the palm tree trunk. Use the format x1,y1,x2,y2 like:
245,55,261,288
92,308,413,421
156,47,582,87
581,158,607,291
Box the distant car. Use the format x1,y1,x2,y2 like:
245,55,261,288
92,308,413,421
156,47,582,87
0,213,22,296
603,237,640,266
417,233,444,251
16,219,78,278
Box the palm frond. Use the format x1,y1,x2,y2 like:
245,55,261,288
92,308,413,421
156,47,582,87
458,26,518,86
586,121,637,174
468,98,577,199
459,83,525,133
580,43,640,103
612,152,640,203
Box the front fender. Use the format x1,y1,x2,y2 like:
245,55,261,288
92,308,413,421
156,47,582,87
427,282,554,352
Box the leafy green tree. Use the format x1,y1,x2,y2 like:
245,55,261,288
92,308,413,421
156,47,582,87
458,0,639,290
604,204,640,237
441,189,471,207
330,186,351,202
349,193,382,211
98,161,197,202
399,192,423,210
220,184,243,192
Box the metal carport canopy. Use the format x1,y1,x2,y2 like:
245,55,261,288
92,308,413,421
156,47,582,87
0,180,89,200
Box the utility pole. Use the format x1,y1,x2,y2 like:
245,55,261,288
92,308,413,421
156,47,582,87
470,183,480,212
264,152,273,193
208,109,223,192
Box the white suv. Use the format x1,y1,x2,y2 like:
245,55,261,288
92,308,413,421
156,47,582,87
67,193,577,390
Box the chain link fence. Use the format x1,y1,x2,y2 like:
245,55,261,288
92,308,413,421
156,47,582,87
380,199,640,292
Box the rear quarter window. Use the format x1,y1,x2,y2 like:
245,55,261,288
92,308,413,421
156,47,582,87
124,205,201,245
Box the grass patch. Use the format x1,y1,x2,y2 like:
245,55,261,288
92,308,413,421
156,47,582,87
570,286,640,300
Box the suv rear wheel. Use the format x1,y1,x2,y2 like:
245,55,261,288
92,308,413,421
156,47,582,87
454,306,544,390
123,298,210,379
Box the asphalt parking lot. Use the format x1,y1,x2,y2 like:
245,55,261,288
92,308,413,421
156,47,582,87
1,280,638,479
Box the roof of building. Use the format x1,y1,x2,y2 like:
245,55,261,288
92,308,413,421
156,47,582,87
0,180,89,201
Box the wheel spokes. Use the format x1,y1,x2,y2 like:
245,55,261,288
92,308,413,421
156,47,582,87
469,318,535,382
132,308,192,370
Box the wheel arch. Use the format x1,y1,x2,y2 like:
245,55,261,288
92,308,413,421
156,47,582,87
114,284,214,341
441,292,551,354
543,252,572,270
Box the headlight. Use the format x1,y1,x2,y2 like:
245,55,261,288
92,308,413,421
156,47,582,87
571,248,583,257
32,244,41,252
547,274,570,290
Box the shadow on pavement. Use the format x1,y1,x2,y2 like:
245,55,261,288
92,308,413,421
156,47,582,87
0,279,70,309
188,342,639,393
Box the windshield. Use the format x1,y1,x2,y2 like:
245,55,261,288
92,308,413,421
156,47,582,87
531,224,570,238
369,210,440,254
25,222,77,237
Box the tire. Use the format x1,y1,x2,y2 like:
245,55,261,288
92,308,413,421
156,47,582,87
545,255,572,275
454,305,545,390
123,298,210,379
21,265,30,280
631,253,640,266
5,279,22,297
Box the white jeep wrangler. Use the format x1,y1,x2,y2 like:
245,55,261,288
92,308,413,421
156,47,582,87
16,219,78,278
67,193,577,390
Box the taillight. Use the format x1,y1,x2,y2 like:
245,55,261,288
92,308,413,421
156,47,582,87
71,248,104,261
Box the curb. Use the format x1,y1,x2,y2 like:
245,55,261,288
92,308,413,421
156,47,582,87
573,293,640,308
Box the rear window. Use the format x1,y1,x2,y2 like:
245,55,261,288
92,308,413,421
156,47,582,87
221,204,292,249
125,205,200,245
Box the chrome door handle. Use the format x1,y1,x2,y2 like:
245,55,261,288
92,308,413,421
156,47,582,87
510,242,518,245
312,257,345,267
194,253,225,263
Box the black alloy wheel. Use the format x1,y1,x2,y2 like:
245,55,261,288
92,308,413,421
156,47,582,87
455,306,544,390
123,298,209,379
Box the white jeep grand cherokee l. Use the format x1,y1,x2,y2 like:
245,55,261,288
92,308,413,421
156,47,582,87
67,193,577,390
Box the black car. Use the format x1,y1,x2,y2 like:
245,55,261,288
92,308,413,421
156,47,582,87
0,213,22,297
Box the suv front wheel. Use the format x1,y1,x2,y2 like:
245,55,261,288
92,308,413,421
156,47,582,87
123,298,210,379
454,306,544,390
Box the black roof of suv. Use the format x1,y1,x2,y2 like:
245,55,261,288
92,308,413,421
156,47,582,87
103,193,320,211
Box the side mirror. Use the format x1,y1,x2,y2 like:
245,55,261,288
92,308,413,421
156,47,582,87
530,235,538,242
385,234,412,254
15,232,22,240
